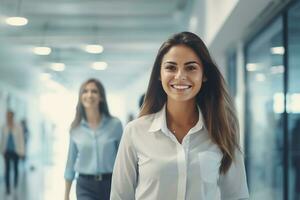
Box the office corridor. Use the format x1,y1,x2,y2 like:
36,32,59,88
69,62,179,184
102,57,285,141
0,0,300,199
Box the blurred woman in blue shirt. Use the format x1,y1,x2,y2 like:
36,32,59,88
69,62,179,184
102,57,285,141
64,78,123,200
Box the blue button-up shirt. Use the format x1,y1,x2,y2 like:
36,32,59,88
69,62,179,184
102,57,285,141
64,115,123,181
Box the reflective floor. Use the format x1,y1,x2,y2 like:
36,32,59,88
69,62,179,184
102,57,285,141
0,158,76,200
0,161,42,200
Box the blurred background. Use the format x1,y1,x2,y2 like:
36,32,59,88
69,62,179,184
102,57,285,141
0,0,299,199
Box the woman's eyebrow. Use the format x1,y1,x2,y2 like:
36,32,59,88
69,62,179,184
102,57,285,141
162,61,177,65
184,61,201,65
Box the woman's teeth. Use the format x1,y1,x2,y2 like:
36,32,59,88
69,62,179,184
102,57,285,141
171,85,191,89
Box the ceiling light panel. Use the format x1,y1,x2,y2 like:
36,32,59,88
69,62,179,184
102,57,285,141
5,17,28,26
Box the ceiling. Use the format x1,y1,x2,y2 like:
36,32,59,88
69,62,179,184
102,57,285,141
0,0,193,93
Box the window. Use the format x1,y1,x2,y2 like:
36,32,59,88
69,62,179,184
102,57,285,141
226,52,237,97
287,1,300,200
245,17,284,199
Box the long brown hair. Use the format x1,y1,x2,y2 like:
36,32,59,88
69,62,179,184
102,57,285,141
71,78,111,130
139,32,240,174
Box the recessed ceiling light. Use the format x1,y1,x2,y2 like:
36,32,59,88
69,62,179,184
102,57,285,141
33,47,52,55
270,47,285,55
92,62,107,70
84,45,104,54
5,17,28,26
51,63,65,71
246,63,258,71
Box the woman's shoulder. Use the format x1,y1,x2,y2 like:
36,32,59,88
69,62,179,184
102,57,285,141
124,113,156,132
69,125,81,136
107,115,122,125
118,113,156,144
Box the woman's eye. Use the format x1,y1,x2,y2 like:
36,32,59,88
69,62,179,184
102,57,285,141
91,89,98,94
165,65,176,71
186,65,197,71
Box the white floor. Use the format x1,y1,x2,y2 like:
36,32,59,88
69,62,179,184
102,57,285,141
0,158,76,200
0,160,44,200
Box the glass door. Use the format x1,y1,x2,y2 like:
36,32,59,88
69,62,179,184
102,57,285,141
245,17,284,199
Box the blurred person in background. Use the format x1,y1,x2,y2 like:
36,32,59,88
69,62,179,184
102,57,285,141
20,119,29,161
138,93,145,109
64,78,123,200
0,110,25,195
110,32,249,200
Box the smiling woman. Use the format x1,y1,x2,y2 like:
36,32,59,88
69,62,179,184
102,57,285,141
110,32,249,200
64,78,123,200
160,44,206,106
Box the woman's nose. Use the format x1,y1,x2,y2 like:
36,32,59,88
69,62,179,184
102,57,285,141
86,91,93,97
175,69,186,80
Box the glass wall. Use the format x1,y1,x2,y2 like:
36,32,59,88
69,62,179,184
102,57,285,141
245,17,284,199
245,1,300,199
287,1,300,200
227,52,237,98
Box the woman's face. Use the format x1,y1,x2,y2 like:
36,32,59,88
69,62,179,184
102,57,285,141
160,45,205,103
81,82,101,110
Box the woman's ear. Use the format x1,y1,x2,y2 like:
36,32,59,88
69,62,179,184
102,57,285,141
203,75,207,82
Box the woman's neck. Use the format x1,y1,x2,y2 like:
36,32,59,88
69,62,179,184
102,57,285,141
166,100,198,127
165,100,199,144
85,108,101,129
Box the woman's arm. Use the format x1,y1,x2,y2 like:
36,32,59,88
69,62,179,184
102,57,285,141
218,150,249,200
110,124,138,200
64,180,73,200
64,137,78,199
112,118,123,149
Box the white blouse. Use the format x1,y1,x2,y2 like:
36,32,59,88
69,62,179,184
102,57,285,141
110,105,249,200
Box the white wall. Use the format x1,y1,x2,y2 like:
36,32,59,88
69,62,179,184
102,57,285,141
189,0,239,46
203,0,239,46
120,68,151,124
